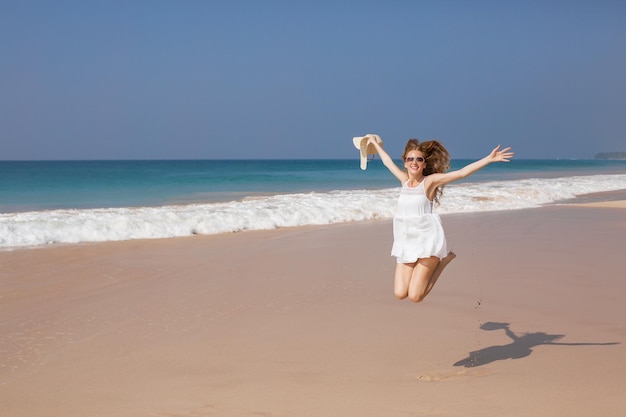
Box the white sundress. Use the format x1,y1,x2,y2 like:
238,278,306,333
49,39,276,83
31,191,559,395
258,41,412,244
391,180,448,263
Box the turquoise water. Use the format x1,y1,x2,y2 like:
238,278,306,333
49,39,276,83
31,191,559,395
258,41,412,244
1,159,625,249
2,159,625,213
0,160,393,212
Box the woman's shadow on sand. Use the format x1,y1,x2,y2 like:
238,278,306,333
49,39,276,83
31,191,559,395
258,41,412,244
453,322,619,368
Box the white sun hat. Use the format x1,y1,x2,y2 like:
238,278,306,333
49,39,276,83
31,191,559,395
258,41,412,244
352,134,383,170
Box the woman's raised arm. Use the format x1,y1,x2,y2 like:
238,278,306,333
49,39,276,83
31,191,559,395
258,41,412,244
368,137,408,183
428,145,514,190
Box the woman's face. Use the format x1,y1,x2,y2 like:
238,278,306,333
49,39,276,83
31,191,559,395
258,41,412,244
404,150,425,176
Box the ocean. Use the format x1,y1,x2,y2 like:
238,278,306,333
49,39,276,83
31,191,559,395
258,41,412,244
1,159,625,250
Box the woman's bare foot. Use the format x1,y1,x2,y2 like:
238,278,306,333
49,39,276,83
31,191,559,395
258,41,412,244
441,251,457,266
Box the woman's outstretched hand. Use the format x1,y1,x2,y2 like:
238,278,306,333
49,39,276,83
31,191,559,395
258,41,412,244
367,135,380,147
489,145,514,162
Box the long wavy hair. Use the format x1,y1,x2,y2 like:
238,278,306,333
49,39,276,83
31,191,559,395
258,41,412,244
402,139,451,204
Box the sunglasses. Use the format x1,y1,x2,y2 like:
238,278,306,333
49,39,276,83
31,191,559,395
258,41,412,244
404,156,425,163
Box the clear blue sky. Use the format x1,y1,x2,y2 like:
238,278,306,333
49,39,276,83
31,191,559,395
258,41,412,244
1,1,625,160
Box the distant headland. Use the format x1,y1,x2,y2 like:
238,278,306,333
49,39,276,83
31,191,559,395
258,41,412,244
594,152,626,160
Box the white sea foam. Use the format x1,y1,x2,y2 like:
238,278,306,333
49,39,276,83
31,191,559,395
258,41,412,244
1,174,625,249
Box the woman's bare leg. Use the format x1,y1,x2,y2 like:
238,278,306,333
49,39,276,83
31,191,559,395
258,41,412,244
423,251,456,298
394,262,416,300
395,252,456,302
407,257,440,302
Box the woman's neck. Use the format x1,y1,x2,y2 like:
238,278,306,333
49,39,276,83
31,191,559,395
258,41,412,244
407,175,424,187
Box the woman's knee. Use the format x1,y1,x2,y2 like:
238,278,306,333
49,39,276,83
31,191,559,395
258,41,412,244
396,285,424,301
394,291,409,300
408,291,425,303
394,288,408,300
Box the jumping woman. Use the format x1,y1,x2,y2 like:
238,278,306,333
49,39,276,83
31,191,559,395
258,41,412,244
367,137,514,302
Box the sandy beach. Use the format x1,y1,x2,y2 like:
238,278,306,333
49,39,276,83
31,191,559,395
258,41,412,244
1,198,625,417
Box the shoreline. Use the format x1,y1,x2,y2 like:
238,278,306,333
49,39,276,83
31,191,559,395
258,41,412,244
553,187,626,205
2,186,626,253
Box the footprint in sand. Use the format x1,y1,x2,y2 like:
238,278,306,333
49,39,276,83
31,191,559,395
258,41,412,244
417,368,491,382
